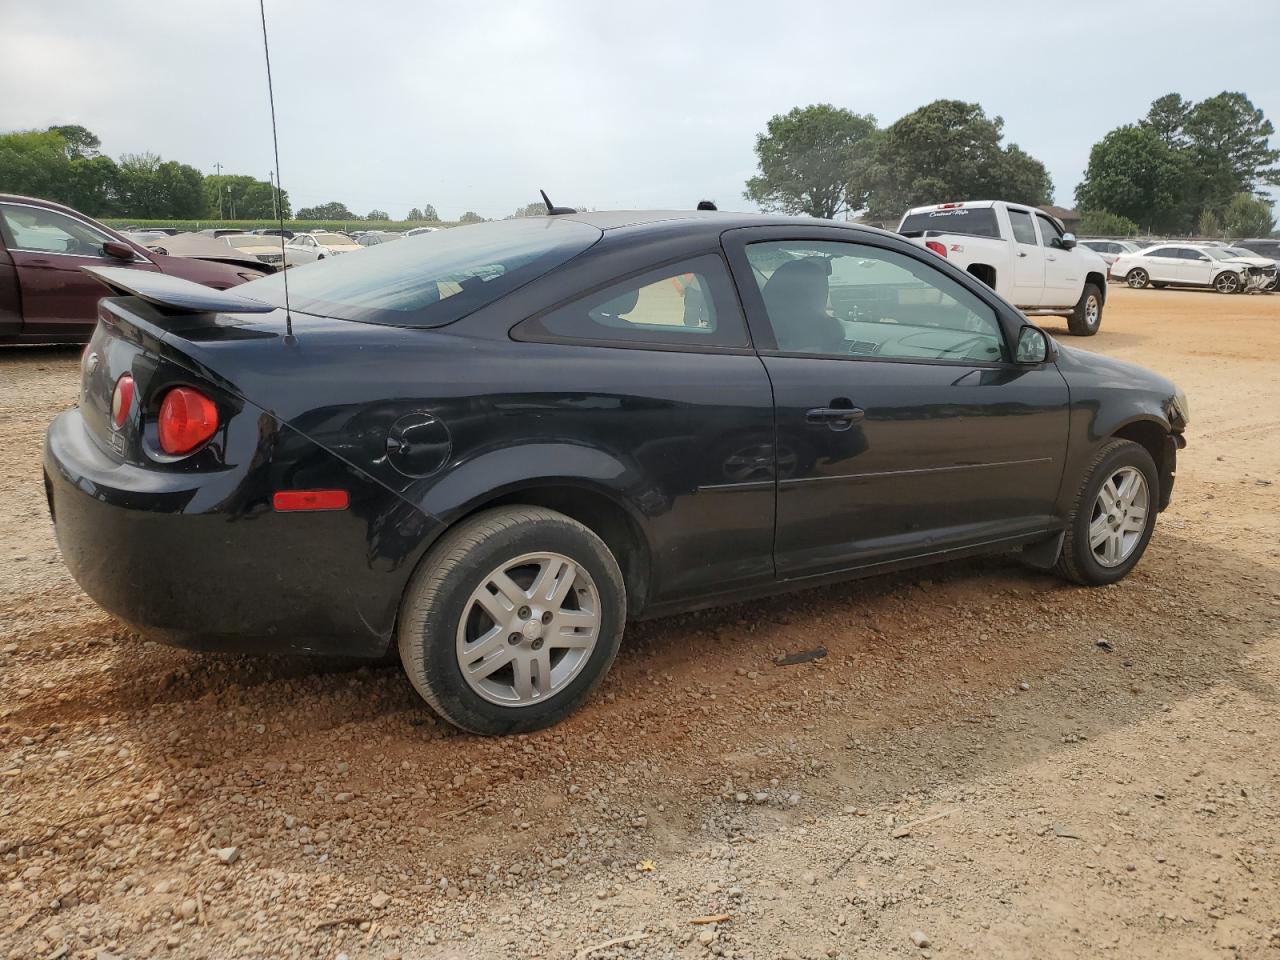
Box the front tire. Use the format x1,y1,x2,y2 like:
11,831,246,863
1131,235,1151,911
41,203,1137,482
397,506,626,735
1126,268,1149,289
1214,271,1241,294
1067,282,1103,336
1055,439,1158,586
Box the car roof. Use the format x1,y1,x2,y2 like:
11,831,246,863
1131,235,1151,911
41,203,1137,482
537,209,890,244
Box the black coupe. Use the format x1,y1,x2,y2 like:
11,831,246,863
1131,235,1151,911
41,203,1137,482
44,211,1189,734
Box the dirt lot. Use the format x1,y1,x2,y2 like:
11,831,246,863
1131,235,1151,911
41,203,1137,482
2,285,1278,960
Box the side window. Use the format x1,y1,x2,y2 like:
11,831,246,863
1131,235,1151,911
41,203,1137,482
518,254,748,348
1180,248,1208,261
1146,247,1172,258
1036,215,1064,248
1008,209,1038,246
744,240,1008,363
0,204,115,257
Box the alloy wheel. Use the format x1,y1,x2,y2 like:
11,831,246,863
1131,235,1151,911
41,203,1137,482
1127,269,1148,289
1084,294,1100,329
1214,272,1240,294
455,551,600,706
1089,466,1149,568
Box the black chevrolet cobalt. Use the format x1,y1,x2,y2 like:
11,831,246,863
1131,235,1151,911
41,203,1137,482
45,211,1189,734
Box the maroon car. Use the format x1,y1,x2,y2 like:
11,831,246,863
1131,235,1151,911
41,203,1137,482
0,194,269,345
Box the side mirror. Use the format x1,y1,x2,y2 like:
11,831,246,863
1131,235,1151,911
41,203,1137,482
1060,232,1077,250
102,240,135,260
1016,325,1049,364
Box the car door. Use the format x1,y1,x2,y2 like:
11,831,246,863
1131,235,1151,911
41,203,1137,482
1140,247,1181,284
1175,247,1213,286
0,201,157,339
1035,213,1078,306
1005,207,1045,307
722,227,1070,580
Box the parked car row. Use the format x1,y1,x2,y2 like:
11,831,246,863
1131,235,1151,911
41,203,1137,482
1107,242,1277,294
0,194,266,345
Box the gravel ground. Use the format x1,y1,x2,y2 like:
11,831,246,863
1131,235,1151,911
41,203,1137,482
1,285,1278,960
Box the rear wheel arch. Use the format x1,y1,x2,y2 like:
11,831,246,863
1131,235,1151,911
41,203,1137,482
435,482,652,616
967,263,996,289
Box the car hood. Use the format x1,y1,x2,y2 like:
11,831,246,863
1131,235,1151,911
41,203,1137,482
1054,341,1176,396
1223,255,1274,268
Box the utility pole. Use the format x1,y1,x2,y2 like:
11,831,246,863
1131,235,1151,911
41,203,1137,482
269,170,278,220
215,162,223,219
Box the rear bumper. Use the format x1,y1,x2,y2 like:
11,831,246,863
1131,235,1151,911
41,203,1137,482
44,408,433,657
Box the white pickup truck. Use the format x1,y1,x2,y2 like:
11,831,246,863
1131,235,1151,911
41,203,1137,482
897,200,1110,336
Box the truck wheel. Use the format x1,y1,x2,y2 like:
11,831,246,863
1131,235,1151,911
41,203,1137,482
1067,283,1103,336
1213,271,1241,294
1055,439,1158,586
1125,268,1149,289
397,506,626,735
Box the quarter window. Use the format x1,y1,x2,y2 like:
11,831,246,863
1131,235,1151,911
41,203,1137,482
0,204,117,257
1008,209,1038,246
744,241,1008,363
519,254,748,348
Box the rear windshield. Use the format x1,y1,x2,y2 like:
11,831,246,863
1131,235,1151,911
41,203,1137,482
899,207,1000,239
244,218,602,327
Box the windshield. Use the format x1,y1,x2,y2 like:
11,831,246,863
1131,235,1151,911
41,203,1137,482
1203,248,1233,261
312,233,352,245
1225,247,1259,258
245,217,602,327
899,207,1000,240
225,235,272,248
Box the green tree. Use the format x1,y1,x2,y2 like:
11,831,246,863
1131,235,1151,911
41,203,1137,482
1197,207,1224,238
48,124,101,159
1075,125,1191,233
406,207,424,221
511,201,548,218
865,100,1052,218
422,203,439,221
1141,94,1191,147
295,200,356,220
1079,209,1139,236
1222,192,1276,237
0,129,71,200
366,209,389,220
458,210,484,224
117,153,207,218
1183,92,1280,208
65,154,120,216
204,174,289,219
744,104,877,219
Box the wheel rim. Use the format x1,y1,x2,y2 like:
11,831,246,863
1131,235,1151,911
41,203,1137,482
1089,466,1149,568
1215,273,1238,293
1127,270,1147,288
455,551,600,707
1085,294,1100,327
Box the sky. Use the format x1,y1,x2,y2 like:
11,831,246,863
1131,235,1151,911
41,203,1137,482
2,0,1278,220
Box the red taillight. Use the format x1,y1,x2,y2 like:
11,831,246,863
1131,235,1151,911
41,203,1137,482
111,375,135,428
157,387,218,455
925,240,948,258
272,490,350,512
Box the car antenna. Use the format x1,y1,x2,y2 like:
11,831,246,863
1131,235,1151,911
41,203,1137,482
258,0,293,341
540,189,577,216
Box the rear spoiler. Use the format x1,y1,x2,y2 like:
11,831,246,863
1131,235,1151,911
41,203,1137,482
82,265,276,314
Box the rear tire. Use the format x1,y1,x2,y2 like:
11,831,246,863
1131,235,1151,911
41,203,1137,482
1055,439,1159,586
1126,268,1149,289
397,506,626,735
1067,282,1103,336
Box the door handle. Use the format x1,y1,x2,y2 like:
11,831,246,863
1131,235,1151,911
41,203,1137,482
806,405,865,430
1018,251,1028,258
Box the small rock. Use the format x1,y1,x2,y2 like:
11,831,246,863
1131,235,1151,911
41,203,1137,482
735,792,749,803
1018,681,1030,691
698,929,716,946
214,846,239,864
910,930,931,949
801,871,817,886
371,892,390,910
179,899,198,920
334,792,353,802
1095,638,1113,652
